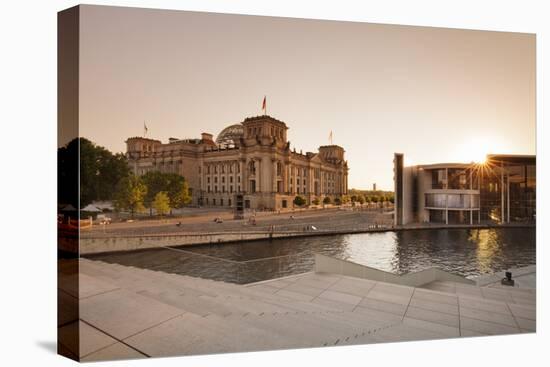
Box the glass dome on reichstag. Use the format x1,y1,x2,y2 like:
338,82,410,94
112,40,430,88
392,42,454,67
216,124,244,146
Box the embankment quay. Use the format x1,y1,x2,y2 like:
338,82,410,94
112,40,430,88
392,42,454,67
76,208,533,254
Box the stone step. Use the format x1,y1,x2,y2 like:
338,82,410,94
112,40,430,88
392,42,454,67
424,280,536,305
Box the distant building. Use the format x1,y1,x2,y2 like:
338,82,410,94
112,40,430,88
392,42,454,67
373,183,376,191
394,153,535,225
126,115,349,210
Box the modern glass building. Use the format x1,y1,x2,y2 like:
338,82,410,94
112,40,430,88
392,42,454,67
394,153,535,226
480,154,536,223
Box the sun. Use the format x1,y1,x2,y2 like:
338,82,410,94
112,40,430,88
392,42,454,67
456,139,488,164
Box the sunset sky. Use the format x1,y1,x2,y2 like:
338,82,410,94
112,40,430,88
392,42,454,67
76,5,535,190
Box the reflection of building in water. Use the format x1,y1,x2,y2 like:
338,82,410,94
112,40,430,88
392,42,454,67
394,153,535,225
126,115,349,210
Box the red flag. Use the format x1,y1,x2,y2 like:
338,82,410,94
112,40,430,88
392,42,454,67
262,96,266,113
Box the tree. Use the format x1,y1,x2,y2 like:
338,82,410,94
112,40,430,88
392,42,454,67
142,171,169,214
312,198,320,205
74,138,129,207
341,195,351,204
114,175,147,218
334,197,342,205
171,179,192,208
323,196,331,205
357,195,365,205
293,195,306,207
153,191,171,216
141,172,191,214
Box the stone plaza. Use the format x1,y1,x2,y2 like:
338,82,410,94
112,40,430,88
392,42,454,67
58,257,535,361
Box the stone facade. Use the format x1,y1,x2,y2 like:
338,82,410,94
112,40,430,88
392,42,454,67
126,115,349,210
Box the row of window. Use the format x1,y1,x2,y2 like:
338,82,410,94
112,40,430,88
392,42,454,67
206,176,241,184
207,185,241,193
204,198,232,206
203,163,241,174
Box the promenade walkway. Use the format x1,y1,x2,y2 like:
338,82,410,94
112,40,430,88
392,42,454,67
58,259,536,362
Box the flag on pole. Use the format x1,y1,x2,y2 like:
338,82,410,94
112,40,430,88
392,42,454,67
329,131,333,144
262,96,267,115
144,121,148,136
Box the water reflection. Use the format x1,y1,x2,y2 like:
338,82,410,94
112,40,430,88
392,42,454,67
87,228,535,284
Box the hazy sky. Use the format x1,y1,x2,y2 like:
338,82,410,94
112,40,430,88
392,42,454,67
77,5,535,190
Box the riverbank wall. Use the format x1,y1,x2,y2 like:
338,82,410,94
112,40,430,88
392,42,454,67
78,223,535,255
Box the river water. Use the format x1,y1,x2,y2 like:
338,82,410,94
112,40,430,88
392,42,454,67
87,227,536,284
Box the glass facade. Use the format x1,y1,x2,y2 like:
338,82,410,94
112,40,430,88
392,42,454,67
431,169,446,189
480,156,536,223
425,193,479,209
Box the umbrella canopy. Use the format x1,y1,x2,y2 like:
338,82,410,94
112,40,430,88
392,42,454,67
81,204,102,212
61,204,77,212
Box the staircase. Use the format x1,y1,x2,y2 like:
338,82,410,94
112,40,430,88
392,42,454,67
59,258,536,361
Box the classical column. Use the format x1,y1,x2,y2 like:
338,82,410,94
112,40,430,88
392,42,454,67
309,167,314,195
240,158,246,193
319,170,324,195
256,158,261,193
272,159,278,193
288,164,296,195
200,161,205,191
283,163,288,193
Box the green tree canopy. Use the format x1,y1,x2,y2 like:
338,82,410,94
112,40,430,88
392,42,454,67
142,171,192,212
323,196,331,204
142,171,169,209
357,195,365,204
312,198,320,205
114,175,147,217
293,195,306,207
80,138,129,206
171,180,192,208
153,191,171,216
